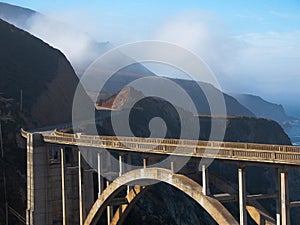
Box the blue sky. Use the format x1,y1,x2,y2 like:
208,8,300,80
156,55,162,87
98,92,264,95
1,0,300,116
3,0,300,34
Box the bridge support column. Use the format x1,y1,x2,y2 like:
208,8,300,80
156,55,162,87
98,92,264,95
98,152,103,196
78,151,83,225
143,157,147,168
279,169,290,225
201,164,210,196
119,154,124,177
238,167,247,225
171,161,175,173
276,168,281,225
127,154,132,194
61,148,66,225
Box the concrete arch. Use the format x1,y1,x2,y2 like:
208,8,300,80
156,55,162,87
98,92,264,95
84,168,239,225
110,185,148,225
112,173,276,225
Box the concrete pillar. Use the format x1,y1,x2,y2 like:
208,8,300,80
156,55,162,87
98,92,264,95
119,154,124,177
97,152,103,196
275,168,281,225
143,158,147,169
238,167,247,225
78,151,83,225
26,133,33,225
280,169,290,225
202,164,210,196
126,154,132,194
171,161,175,173
61,148,66,225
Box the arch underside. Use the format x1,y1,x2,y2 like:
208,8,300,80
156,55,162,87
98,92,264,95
111,173,276,225
84,168,239,225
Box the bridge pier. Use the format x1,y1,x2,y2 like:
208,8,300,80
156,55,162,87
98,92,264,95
201,164,210,196
238,166,247,225
126,154,132,194
78,151,83,225
97,152,103,196
279,169,290,225
119,154,124,176
171,161,175,173
61,148,66,225
276,168,281,225
143,157,148,168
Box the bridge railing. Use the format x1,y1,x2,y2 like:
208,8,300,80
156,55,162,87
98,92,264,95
21,128,29,138
40,131,300,165
50,130,300,152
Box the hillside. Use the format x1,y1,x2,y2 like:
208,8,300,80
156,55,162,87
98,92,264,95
0,18,80,127
0,18,83,223
97,83,254,117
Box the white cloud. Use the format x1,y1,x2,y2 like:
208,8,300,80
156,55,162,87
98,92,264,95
154,11,243,78
233,31,300,95
25,13,111,75
152,11,300,110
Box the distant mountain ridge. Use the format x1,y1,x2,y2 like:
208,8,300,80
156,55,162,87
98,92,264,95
233,93,294,124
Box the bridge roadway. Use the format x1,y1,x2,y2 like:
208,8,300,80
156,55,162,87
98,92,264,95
26,129,300,166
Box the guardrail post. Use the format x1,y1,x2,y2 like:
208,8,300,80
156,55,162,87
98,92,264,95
238,166,247,225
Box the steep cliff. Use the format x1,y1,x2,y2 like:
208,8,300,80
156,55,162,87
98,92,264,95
0,18,79,127
0,19,82,222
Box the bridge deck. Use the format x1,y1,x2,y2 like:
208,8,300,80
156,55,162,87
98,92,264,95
21,129,300,165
